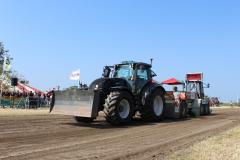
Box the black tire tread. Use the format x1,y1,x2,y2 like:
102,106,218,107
103,91,133,125
140,89,165,120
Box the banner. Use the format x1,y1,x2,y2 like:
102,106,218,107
69,69,80,81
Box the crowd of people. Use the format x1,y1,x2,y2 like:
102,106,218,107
0,91,53,109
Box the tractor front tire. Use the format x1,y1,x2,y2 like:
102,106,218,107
74,117,94,123
104,91,134,125
140,89,165,121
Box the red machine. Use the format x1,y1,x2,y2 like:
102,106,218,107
185,73,211,116
162,78,188,119
162,73,211,117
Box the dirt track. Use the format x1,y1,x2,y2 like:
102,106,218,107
0,108,240,160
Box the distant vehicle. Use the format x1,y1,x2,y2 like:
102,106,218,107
162,73,211,117
210,97,220,106
185,73,211,116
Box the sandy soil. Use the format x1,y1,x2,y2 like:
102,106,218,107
168,125,240,160
0,108,239,160
0,108,49,116
211,106,240,109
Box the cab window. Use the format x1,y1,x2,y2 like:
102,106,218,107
114,65,131,79
136,65,148,80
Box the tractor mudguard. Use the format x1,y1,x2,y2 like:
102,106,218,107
50,89,100,118
109,86,132,93
140,82,165,106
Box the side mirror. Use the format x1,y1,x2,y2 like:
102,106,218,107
207,83,210,88
151,71,157,77
102,66,111,78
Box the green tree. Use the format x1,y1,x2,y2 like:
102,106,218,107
0,42,28,91
0,42,5,73
0,42,12,91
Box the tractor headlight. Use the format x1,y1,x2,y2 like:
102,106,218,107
95,84,99,90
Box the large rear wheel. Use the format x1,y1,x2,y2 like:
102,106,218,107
140,89,165,120
205,103,211,115
200,104,204,116
104,91,134,125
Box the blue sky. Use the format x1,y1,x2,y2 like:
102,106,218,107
0,0,239,102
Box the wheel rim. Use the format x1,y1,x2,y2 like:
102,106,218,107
118,99,130,119
153,96,164,116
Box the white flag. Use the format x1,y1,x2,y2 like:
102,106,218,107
70,69,80,81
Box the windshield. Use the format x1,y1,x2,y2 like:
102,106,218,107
186,81,204,98
114,65,132,79
136,65,148,80
186,82,196,92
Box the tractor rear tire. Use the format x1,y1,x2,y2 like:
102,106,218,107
188,108,196,117
104,91,134,125
200,104,205,116
205,104,211,115
140,89,165,121
74,117,94,123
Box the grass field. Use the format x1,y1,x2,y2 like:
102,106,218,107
168,125,240,160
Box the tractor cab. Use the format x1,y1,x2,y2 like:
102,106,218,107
185,73,210,99
103,61,156,94
185,73,211,116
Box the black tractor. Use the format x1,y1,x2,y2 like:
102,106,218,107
50,61,166,125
